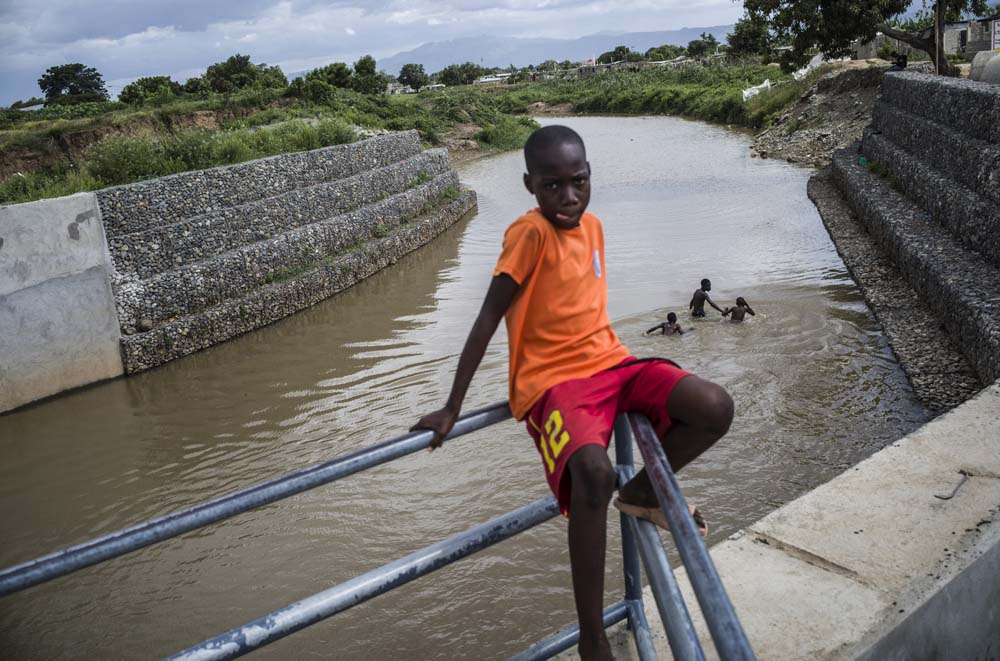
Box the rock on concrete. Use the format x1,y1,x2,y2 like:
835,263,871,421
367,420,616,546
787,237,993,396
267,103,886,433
0,193,123,413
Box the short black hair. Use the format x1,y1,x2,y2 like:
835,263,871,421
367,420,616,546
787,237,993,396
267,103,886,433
737,297,747,306
524,125,585,173
701,278,711,288
667,312,677,322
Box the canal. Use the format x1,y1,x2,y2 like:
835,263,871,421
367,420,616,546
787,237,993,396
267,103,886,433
0,116,926,659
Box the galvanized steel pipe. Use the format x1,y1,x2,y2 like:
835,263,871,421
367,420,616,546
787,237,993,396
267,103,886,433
507,600,629,661
169,496,559,661
0,402,511,597
628,413,755,660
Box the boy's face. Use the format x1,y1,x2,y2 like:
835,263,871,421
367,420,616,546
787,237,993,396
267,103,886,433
523,141,591,230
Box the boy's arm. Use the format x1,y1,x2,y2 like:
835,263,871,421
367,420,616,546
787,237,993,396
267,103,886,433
746,306,756,316
644,324,663,335
705,294,724,312
722,307,731,317
411,274,519,449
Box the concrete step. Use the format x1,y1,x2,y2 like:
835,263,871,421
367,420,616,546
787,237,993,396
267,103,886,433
113,171,462,333
870,101,1000,204
108,149,451,279
118,189,477,373
96,130,423,238
860,129,1000,269
831,145,1000,385
879,72,1000,145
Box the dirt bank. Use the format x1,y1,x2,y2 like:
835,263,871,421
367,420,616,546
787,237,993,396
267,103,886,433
752,62,935,168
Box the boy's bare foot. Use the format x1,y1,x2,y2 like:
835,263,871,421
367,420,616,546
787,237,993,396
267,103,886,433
578,632,615,661
613,497,708,537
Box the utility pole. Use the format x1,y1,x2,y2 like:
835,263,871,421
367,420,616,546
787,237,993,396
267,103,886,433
935,1,943,74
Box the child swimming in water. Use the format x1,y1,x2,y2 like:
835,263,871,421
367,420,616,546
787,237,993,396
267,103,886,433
722,297,755,322
645,312,684,336
689,279,723,318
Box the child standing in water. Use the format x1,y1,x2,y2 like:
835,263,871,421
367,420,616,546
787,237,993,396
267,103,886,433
723,297,756,322
645,312,685,336
689,278,724,317
412,125,733,661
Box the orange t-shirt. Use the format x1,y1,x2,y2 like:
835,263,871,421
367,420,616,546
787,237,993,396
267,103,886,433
493,208,631,419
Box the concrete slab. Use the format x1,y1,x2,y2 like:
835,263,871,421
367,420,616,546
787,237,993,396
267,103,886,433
0,193,111,296
0,194,123,412
750,384,1000,595
682,535,887,660
856,526,1000,661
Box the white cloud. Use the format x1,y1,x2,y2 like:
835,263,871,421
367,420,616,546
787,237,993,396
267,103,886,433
0,0,743,105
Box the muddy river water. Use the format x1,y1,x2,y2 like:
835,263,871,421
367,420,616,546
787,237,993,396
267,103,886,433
0,116,927,659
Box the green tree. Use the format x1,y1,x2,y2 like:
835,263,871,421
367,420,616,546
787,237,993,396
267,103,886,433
644,44,687,60
182,77,210,96
597,45,640,64
306,62,353,89
37,63,109,103
398,63,429,90
351,55,386,94
438,64,463,85
205,54,256,92
204,54,287,93
10,97,44,109
119,76,182,105
285,76,306,97
304,79,335,104
255,64,288,89
436,62,486,86
686,38,711,58
744,0,991,76
727,12,772,57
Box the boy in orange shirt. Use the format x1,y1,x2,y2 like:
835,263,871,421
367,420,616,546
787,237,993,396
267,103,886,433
413,125,733,660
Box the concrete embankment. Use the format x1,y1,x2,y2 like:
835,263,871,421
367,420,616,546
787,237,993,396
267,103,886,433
0,131,476,413
0,194,124,412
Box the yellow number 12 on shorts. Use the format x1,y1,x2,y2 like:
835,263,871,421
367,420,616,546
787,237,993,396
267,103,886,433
530,409,571,474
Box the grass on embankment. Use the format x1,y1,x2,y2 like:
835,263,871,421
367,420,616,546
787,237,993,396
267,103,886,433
0,118,358,204
0,85,537,205
1,63,828,205
489,63,822,128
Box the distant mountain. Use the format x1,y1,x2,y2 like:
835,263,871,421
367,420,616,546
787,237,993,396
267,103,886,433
378,26,734,75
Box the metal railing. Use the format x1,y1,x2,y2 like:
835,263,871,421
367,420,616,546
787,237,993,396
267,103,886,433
0,402,754,660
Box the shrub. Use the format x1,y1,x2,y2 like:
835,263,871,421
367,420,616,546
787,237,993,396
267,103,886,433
304,79,335,105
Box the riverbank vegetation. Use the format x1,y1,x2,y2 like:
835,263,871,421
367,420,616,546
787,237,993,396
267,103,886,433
3,48,826,204
492,63,812,127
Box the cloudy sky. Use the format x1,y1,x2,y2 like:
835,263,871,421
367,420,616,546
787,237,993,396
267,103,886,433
0,0,745,105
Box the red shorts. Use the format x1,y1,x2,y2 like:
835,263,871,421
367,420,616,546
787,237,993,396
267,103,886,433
525,358,691,516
